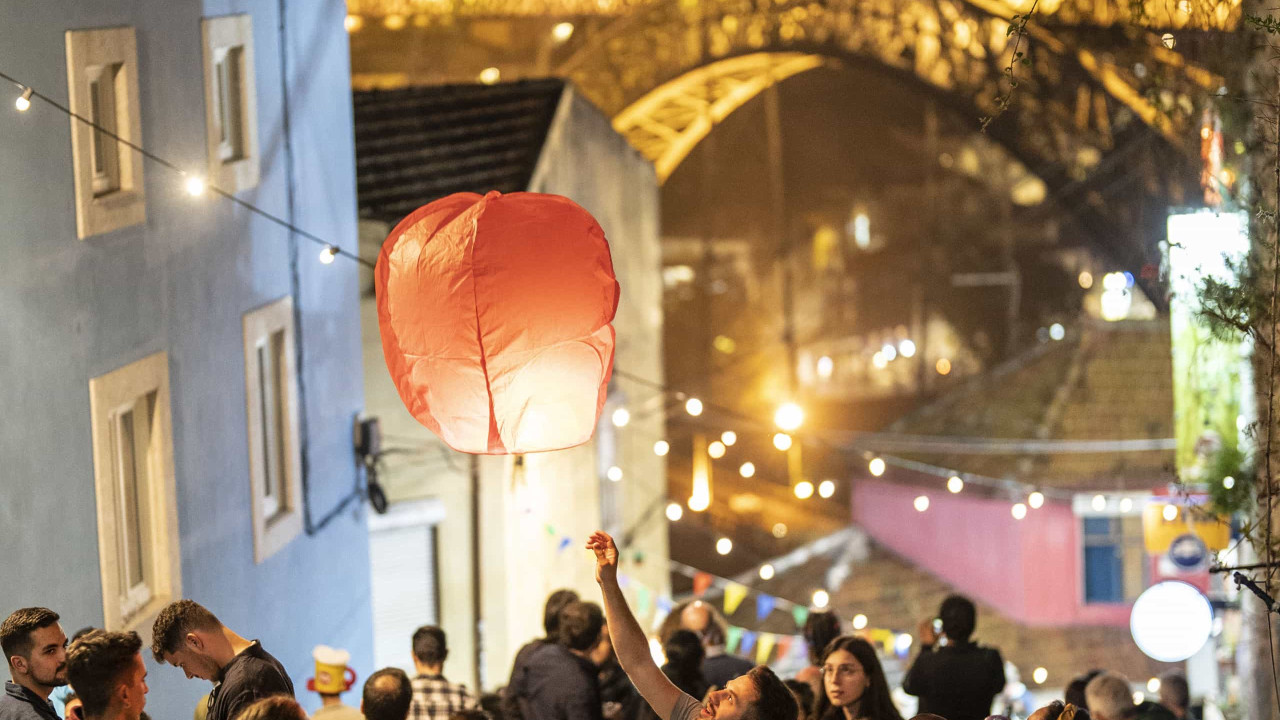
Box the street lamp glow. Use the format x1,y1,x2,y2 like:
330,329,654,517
708,441,726,459
852,614,868,630
794,481,814,499
1163,504,1179,521
1092,494,1107,512
685,398,703,416
666,503,683,521
344,14,364,32
611,407,630,427
185,176,206,196
759,564,775,580
1120,497,1134,513
868,457,886,476
653,440,670,456
818,480,836,498
688,493,710,512
773,433,793,451
1033,668,1048,685
552,21,575,41
914,495,930,512
899,339,917,358
607,466,623,482
772,523,788,538
716,537,733,555
1028,491,1045,509
478,67,501,84
721,431,737,446
812,590,829,608
817,355,834,379
1224,476,1236,489
775,402,804,432
947,476,964,493
1012,503,1028,520
739,462,755,478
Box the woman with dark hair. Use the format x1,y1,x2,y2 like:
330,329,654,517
662,630,710,700
814,636,903,720
795,613,844,700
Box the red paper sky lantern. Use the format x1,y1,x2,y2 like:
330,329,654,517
376,191,619,454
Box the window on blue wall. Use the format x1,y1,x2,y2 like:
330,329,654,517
1083,516,1147,603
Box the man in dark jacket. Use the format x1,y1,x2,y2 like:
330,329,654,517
903,595,1005,720
502,590,580,720
508,601,606,720
1,608,68,720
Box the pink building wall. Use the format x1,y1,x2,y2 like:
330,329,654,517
852,477,1132,627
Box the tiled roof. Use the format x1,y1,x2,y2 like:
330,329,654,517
353,79,565,224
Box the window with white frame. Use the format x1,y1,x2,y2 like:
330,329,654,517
89,352,181,634
202,15,259,192
243,297,303,563
66,27,146,238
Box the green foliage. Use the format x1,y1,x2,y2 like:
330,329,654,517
1245,14,1280,34
979,4,1037,132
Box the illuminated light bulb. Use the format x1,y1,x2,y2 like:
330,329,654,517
1092,494,1107,512
611,407,630,427
759,564,775,580
1049,323,1065,341
817,355,834,379
478,67,501,85
818,480,836,498
665,503,683,521
794,481,814,499
708,441,726,459
773,433,793,451
607,466,623,482
852,614,868,630
15,87,32,112
1079,270,1094,289
775,402,804,432
185,176,206,196
1028,492,1045,509
721,431,737,446
552,21,575,41
882,343,897,362
812,590,829,608
1133,692,1145,705
1147,678,1161,693
384,14,407,30
685,398,703,416
1012,503,1028,520
914,495,930,512
936,358,952,375
872,352,888,370
739,462,755,478
319,245,337,264
688,493,710,512
653,440,670,456
899,339,917,358
1119,498,1134,513
716,537,733,555
649,638,666,665
868,457,886,476
895,633,913,654
1163,504,1179,521
344,14,364,32
772,523,787,538
1224,476,1236,489
947,476,964,493
1161,33,1175,48
1033,668,1048,685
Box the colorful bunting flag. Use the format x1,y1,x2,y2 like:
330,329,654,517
657,596,673,614
792,606,810,628
740,630,758,657
755,633,776,665
755,594,776,622
775,636,794,661
544,524,557,536
618,574,632,589
723,583,749,616
726,626,744,654
558,536,572,553
637,586,653,616
693,572,714,597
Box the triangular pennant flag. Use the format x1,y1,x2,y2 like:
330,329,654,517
739,630,758,657
775,636,794,661
693,572,714,597
618,574,632,589
657,596,673,614
792,605,810,628
651,607,671,632
756,594,776,622
558,536,572,553
723,583,749,616
637,585,653,616
544,524,557,536
726,626,744,654
755,633,777,665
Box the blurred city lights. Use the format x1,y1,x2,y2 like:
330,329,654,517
1120,497,1134,513
1147,678,1161,693
852,614,868,630
817,356,834,379
899,339,916,358
666,503,683,521
611,407,630,427
759,564,775,580
818,480,836,498
653,441,670,457
688,492,710,512
1224,476,1236,489
1033,668,1048,685
1163,504,1179,521
775,402,804,431
708,441,726,459
713,335,737,354
1049,323,1065,341
739,462,756,478
552,21,575,41
936,358,952,375
478,67,501,84
948,476,964,493
813,590,829,608
685,398,703,416
607,466,623,482
1012,503,1028,520
773,433,793,451
721,431,737,446
344,14,364,32
716,537,733,555
1028,492,1044,509
895,634,913,654
1092,494,1107,512
794,481,814,499
1079,270,1093,289
873,352,889,369
914,495,930,512
869,457,886,476
772,523,788,538
882,344,897,361
383,14,407,29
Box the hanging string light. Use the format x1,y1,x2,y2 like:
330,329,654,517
773,433,793,451
654,440,670,456
947,475,964,493
184,176,206,196
15,87,32,111
612,407,631,427
1028,491,1045,509
794,481,814,499
666,503,683,521
868,457,886,476
319,245,337,264
818,480,835,498
721,430,737,446
685,398,704,416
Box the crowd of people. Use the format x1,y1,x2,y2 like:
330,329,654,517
0,531,1202,720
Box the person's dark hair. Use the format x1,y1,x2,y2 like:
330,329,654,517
1158,672,1190,711
478,693,503,720
72,628,97,643
234,696,308,720
2,607,60,664
742,666,799,720
938,595,976,643
150,600,222,662
449,712,490,720
363,668,412,720
803,613,843,666
663,630,708,698
412,626,448,665
1031,701,1093,720
1065,670,1103,709
66,630,142,717
814,636,903,720
557,601,605,652
783,679,815,720
543,590,580,637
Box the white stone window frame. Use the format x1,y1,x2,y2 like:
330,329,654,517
243,296,304,564
88,352,182,638
65,26,146,239
201,14,260,193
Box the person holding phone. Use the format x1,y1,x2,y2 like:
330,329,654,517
902,595,1005,720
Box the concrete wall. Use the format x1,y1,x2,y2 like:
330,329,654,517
0,2,373,718
853,478,1131,627
358,85,669,692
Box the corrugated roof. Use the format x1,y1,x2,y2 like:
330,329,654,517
353,79,565,224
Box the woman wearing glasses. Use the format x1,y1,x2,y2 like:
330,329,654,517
813,637,903,720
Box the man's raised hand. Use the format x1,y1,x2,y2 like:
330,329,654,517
586,531,619,585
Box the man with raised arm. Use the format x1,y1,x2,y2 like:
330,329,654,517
585,532,798,720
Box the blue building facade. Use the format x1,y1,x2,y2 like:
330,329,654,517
0,1,373,718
